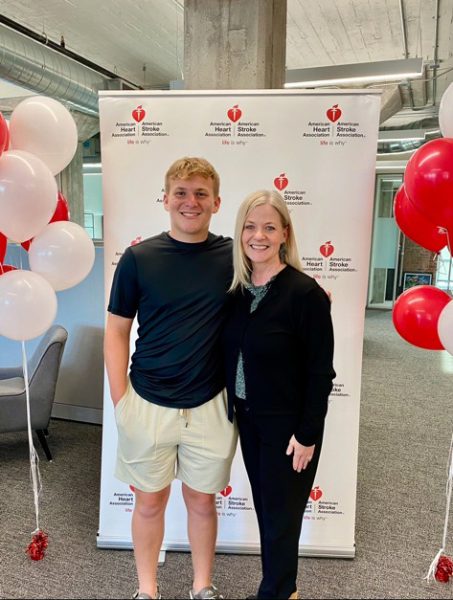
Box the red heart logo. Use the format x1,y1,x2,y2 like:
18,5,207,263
129,485,135,493
326,104,342,123
274,173,288,191
132,105,146,122
227,105,242,123
220,485,232,497
310,486,323,501
320,241,334,258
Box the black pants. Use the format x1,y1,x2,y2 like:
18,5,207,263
235,401,323,600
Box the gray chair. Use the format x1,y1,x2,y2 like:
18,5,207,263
0,325,68,461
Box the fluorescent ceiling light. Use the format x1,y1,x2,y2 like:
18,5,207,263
285,58,423,88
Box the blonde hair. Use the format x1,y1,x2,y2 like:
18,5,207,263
230,190,303,291
164,157,220,197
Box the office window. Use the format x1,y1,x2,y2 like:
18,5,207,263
83,163,103,241
367,174,402,308
436,247,453,291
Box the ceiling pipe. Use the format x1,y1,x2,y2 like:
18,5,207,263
399,0,440,111
0,19,140,115
398,0,416,109
432,0,440,107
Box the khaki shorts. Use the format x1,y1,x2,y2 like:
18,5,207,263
114,381,238,494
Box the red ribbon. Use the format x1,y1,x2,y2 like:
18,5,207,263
435,555,453,583
26,529,48,561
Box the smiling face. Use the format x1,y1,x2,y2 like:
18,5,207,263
163,175,221,242
242,203,288,269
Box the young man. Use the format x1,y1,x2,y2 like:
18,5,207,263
104,157,237,600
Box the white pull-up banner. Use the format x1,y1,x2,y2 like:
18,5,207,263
97,89,381,557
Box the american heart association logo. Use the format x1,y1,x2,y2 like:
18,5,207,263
274,173,288,191
309,486,323,501
227,105,242,123
326,104,342,123
320,241,334,258
219,485,232,497
132,105,146,122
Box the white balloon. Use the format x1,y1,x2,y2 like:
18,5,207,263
29,221,95,291
439,82,453,138
0,270,57,341
437,299,453,355
10,96,78,175
0,150,57,243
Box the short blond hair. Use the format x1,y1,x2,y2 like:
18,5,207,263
230,190,303,291
165,157,220,197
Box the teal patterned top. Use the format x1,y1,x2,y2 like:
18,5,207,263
235,277,275,399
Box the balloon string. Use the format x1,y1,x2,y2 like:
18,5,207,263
441,431,453,550
21,340,42,533
445,226,451,262
439,228,451,294
437,227,450,250
424,429,453,581
425,548,444,582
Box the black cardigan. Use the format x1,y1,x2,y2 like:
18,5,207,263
223,265,335,446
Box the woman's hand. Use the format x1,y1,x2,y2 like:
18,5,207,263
286,435,315,472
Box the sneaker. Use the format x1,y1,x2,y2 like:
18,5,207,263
189,584,224,599
131,587,161,599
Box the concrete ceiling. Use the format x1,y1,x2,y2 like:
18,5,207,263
0,0,451,136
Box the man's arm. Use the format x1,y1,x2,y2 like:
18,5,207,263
104,312,134,406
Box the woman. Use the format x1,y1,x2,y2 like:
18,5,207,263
223,190,335,600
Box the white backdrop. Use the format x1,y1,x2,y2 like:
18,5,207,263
97,89,381,557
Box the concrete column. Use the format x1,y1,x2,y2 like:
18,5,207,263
184,0,287,90
57,110,100,229
58,141,84,228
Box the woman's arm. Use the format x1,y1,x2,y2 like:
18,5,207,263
295,285,336,446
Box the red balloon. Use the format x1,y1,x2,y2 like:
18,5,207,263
394,185,447,253
393,285,450,350
51,191,70,223
0,232,6,263
404,138,453,237
0,113,8,156
21,191,70,251
0,264,17,275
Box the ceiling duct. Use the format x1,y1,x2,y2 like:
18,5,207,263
0,22,123,115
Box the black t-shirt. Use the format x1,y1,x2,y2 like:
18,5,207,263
108,232,233,408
